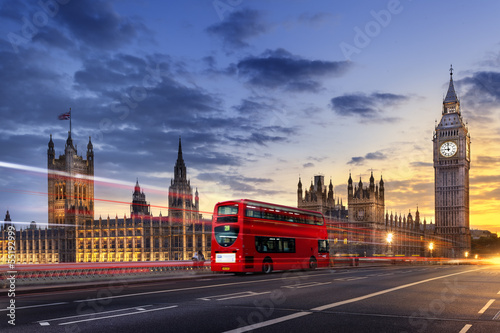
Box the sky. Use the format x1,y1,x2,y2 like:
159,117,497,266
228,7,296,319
0,0,499,234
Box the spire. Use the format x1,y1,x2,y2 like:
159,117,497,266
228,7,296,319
135,178,140,192
87,136,93,151
173,136,187,184
178,136,183,161
444,65,458,103
443,65,460,115
48,134,55,161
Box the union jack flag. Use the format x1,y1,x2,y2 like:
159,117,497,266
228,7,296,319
58,111,71,120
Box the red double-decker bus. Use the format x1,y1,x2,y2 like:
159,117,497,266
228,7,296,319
211,199,329,274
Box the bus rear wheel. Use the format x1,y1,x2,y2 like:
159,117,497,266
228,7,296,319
309,257,317,270
262,258,273,274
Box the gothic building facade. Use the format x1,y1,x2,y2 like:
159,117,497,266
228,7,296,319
432,67,471,257
297,175,347,219
298,173,431,257
0,134,210,264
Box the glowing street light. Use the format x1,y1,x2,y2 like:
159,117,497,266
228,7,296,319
465,251,469,259
386,232,393,256
429,242,434,258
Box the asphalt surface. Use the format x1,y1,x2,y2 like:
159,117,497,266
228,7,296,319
1,264,499,332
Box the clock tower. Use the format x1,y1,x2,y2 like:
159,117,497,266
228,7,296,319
432,66,471,257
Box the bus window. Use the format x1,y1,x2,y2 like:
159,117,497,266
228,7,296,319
214,225,239,247
217,216,238,223
255,236,295,253
318,239,329,253
218,205,238,215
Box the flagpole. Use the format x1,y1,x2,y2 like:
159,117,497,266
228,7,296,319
69,107,72,137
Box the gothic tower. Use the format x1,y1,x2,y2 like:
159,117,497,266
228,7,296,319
47,131,94,262
432,66,471,257
131,179,151,216
47,132,94,227
168,137,201,260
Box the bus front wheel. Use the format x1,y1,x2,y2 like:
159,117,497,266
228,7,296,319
262,258,273,274
309,257,317,270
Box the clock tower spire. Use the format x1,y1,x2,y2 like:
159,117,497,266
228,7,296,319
432,66,471,258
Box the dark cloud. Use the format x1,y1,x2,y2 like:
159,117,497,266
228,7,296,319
297,12,336,26
457,71,500,121
206,9,267,49
235,48,351,92
347,151,387,165
329,92,408,121
410,161,433,168
54,0,150,50
197,172,281,197
303,162,314,168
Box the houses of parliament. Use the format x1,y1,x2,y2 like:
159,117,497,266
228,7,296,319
0,68,471,263
298,67,471,258
0,133,210,264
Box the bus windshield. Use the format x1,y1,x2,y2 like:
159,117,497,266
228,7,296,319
214,225,239,247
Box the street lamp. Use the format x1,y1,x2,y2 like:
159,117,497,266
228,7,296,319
465,251,469,259
429,242,434,258
386,232,393,256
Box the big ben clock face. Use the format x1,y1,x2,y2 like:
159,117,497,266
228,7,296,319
440,141,457,157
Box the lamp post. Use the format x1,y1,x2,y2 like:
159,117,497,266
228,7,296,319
429,242,434,259
386,232,393,256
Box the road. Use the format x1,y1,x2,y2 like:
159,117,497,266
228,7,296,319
1,265,499,332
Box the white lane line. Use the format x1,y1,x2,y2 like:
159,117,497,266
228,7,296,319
37,304,153,325
497,290,500,295
226,268,485,333
198,291,271,301
0,302,69,312
223,311,312,333
459,324,472,333
72,271,332,303
59,305,178,326
313,269,484,312
492,310,500,320
217,291,271,301
39,322,50,326
283,282,331,289
478,299,495,314
334,277,367,282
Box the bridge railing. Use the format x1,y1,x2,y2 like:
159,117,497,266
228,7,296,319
0,260,211,288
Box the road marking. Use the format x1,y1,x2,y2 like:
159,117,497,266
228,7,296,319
459,324,472,333
198,291,271,301
493,310,500,320
37,305,153,325
39,322,50,326
73,271,331,303
478,299,495,314
283,282,331,289
334,277,368,281
497,290,500,295
223,311,311,333
0,302,69,312
224,268,485,333
59,305,178,326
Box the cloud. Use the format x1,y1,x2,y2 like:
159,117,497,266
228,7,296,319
457,71,500,121
234,48,351,92
206,9,268,49
55,0,150,50
410,161,433,168
297,12,336,27
329,92,408,121
347,151,387,165
197,172,281,197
